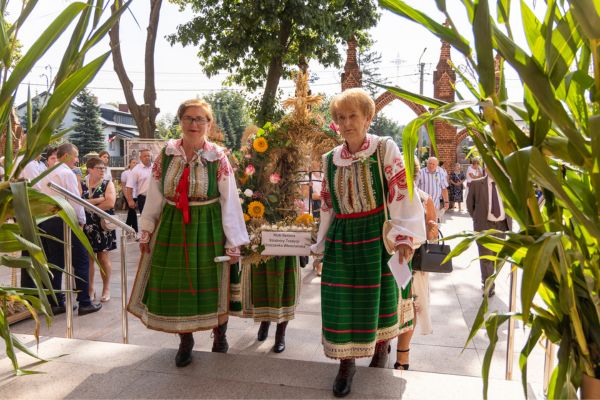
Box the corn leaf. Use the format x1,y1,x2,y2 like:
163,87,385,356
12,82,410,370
473,0,495,97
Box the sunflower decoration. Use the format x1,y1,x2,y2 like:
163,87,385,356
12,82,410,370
252,137,269,153
243,213,251,223
247,201,266,219
295,213,315,226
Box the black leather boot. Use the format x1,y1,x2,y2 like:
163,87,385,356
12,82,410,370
257,321,271,341
273,321,288,353
333,359,356,398
368,340,391,368
175,333,194,367
211,322,229,353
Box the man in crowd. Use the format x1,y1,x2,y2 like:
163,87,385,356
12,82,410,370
417,156,449,221
125,149,152,213
466,171,512,298
22,143,102,315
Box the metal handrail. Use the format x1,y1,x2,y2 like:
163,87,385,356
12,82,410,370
48,181,136,344
48,182,136,235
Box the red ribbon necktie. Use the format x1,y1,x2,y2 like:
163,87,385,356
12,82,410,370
175,165,191,224
175,165,194,292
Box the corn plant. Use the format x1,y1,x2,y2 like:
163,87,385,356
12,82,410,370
379,0,599,398
0,0,130,375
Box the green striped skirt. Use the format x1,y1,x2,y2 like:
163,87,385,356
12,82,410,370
128,202,228,333
321,209,400,359
240,256,300,323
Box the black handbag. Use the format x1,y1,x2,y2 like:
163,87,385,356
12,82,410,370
412,231,453,273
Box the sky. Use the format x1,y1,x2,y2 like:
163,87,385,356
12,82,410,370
8,0,535,126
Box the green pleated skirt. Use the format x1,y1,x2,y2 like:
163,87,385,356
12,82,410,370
239,256,300,323
321,210,400,359
128,202,229,333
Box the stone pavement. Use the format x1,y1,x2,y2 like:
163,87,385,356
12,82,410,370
1,209,547,399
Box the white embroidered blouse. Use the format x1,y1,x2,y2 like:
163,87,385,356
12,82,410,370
139,139,249,252
311,134,426,255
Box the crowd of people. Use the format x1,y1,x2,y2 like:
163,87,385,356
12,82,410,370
17,141,153,316
17,89,511,398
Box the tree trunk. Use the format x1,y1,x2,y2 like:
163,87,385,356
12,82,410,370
109,0,161,139
256,14,293,126
257,56,284,126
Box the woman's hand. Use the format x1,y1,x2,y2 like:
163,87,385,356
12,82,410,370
139,230,152,253
396,244,414,264
228,255,240,265
426,219,438,241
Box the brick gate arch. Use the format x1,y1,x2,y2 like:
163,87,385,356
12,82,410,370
374,91,427,117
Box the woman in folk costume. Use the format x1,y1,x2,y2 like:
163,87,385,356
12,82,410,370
128,99,249,368
311,88,426,397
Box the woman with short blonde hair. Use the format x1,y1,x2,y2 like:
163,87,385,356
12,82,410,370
312,88,426,397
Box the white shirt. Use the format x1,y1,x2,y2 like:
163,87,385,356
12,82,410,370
139,139,249,250
311,135,426,255
487,178,506,222
103,166,113,181
38,164,86,225
438,166,448,187
126,162,152,197
120,169,135,197
21,159,47,190
466,165,483,183
417,168,446,207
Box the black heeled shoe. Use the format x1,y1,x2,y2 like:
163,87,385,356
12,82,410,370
393,348,410,370
273,321,288,353
333,359,356,398
257,321,270,341
368,340,391,368
175,333,194,367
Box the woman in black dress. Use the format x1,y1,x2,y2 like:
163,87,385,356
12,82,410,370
449,163,466,211
82,157,117,302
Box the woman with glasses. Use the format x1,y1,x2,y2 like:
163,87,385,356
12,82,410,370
82,157,117,303
128,98,249,368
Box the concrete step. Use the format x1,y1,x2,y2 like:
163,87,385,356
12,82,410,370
1,334,535,399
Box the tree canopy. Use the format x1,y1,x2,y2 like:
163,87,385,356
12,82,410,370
71,89,104,156
168,0,379,125
204,90,249,150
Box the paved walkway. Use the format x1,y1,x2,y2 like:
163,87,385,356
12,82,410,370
2,209,546,398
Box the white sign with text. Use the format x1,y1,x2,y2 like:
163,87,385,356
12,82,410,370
261,230,312,256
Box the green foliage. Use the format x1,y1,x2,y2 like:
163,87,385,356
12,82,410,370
204,90,250,150
156,113,181,140
71,89,104,156
368,114,404,146
0,0,130,374
168,0,379,124
380,0,600,397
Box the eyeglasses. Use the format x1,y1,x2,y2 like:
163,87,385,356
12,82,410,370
182,116,209,125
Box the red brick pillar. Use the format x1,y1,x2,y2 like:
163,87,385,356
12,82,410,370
341,36,362,91
433,36,457,172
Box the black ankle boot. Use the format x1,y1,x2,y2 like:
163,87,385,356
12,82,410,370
273,321,288,353
333,359,356,398
368,340,390,368
211,322,229,353
175,333,194,367
257,321,271,341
